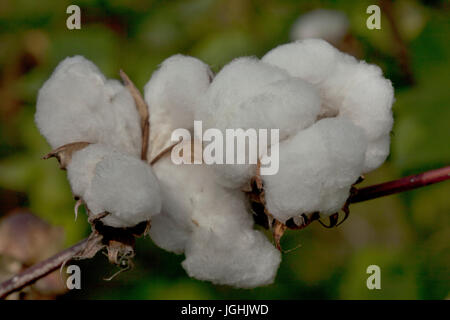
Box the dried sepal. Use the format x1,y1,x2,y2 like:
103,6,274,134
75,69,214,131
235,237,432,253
272,219,287,251
285,212,320,230
120,70,150,161
149,139,181,165
42,141,90,170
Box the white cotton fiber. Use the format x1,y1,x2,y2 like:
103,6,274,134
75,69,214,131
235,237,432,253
262,39,394,172
197,57,320,137
182,228,281,288
150,146,281,288
150,144,253,253
195,56,322,188
35,56,142,157
290,9,349,45
144,54,212,160
262,39,339,85
264,118,367,222
198,57,288,125
66,144,111,198
67,144,161,228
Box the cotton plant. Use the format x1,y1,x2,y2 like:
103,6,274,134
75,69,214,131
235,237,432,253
34,38,394,288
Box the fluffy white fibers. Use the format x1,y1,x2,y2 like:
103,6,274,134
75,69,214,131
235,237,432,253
150,147,281,288
264,118,367,222
197,57,320,139
35,56,142,157
263,39,394,172
144,54,213,160
67,144,161,228
195,56,321,188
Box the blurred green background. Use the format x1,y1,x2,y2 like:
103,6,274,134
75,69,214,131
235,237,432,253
0,0,449,299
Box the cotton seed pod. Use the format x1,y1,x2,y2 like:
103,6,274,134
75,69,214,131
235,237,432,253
195,56,322,188
35,55,142,157
67,144,162,228
144,54,213,160
263,117,367,223
150,140,281,288
262,39,394,172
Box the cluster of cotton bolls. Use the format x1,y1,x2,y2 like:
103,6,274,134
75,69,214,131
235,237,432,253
190,39,393,225
144,56,281,287
34,38,394,288
144,39,393,287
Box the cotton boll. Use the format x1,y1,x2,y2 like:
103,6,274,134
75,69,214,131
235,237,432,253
144,54,213,160
197,56,321,188
105,79,143,157
83,151,162,228
323,58,394,171
362,134,391,173
230,79,321,140
150,143,281,288
263,40,394,172
66,144,111,198
211,163,256,189
290,9,350,45
150,146,254,252
262,39,339,85
35,56,141,157
182,228,281,288
149,155,208,253
148,212,191,255
264,118,367,222
196,57,290,132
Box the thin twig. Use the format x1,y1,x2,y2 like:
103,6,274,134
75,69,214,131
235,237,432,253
0,165,449,299
0,238,88,299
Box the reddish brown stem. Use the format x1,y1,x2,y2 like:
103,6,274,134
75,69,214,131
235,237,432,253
351,166,450,203
1,166,449,299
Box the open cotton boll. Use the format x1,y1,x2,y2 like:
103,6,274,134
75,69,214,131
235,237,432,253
35,56,141,157
182,228,281,288
322,57,394,171
67,144,161,228
290,9,350,45
84,151,162,228
196,56,321,188
196,57,290,131
264,118,367,222
150,142,281,288
225,78,321,140
363,134,391,173
150,143,254,253
263,39,394,172
262,39,339,85
144,54,212,160
66,144,111,199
